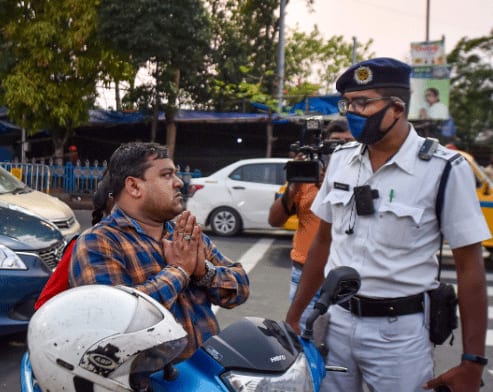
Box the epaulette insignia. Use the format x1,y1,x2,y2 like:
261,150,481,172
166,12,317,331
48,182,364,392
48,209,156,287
333,141,360,153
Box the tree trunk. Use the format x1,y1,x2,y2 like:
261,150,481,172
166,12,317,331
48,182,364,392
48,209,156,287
115,80,121,111
266,121,273,157
165,69,180,159
151,104,158,142
166,115,176,160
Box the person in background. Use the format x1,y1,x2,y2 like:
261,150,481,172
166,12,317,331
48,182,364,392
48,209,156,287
286,58,489,392
67,145,79,165
34,175,114,310
268,119,353,331
69,142,249,361
419,87,449,119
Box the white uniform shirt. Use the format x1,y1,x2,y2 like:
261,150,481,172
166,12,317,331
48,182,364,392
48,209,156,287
311,126,490,298
427,101,449,119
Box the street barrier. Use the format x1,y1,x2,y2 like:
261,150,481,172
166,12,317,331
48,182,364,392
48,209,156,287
0,159,202,195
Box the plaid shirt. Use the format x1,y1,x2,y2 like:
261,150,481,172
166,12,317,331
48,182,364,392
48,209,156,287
69,207,250,360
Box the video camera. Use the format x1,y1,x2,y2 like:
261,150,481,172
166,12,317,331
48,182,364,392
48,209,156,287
286,117,345,183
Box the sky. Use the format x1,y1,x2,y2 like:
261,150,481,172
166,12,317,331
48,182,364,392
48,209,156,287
285,0,493,62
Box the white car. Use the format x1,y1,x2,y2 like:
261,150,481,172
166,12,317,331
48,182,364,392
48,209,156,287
187,158,289,236
0,166,81,240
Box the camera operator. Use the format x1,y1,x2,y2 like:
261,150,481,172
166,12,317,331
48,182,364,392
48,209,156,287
268,119,353,331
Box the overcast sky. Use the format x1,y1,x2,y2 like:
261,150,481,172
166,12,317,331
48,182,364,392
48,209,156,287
285,0,493,62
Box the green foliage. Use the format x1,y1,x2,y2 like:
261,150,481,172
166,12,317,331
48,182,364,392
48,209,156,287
447,30,493,147
98,0,212,113
283,27,373,105
207,0,373,112
0,1,102,136
207,0,280,111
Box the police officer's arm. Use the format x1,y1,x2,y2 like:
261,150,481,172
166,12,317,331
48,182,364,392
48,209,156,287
268,183,299,227
285,219,331,334
424,242,487,391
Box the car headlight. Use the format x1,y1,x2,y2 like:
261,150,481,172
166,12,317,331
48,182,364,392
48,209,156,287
0,244,27,270
220,353,314,392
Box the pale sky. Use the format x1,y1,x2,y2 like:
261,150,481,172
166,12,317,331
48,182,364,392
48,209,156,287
285,0,493,63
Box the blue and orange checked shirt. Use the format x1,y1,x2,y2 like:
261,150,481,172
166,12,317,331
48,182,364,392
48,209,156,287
69,207,250,360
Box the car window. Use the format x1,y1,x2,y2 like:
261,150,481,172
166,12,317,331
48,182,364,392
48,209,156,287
229,163,286,185
0,167,26,193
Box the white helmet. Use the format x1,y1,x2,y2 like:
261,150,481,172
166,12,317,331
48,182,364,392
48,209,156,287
28,285,188,392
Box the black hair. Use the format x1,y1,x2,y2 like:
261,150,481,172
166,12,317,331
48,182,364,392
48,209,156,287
425,87,440,98
91,174,113,225
108,142,169,199
326,119,349,136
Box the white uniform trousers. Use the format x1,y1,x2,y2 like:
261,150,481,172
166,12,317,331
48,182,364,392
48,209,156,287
321,304,433,392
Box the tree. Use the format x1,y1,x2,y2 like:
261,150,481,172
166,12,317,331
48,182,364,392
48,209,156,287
98,0,212,159
207,0,286,112
447,30,493,148
283,27,373,105
0,0,104,159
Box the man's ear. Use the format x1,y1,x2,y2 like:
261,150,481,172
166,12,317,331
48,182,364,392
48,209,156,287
124,176,143,198
392,100,406,115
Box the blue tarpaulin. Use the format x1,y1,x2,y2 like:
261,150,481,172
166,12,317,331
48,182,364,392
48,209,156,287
1,95,342,131
289,95,341,115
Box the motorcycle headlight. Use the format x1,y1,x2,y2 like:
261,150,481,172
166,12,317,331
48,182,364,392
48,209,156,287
220,353,314,392
0,245,27,270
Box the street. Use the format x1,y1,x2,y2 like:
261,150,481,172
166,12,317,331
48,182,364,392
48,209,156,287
1,209,493,390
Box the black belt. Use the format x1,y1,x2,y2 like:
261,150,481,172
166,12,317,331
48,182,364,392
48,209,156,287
339,293,424,317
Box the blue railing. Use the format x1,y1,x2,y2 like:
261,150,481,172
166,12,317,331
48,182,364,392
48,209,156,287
0,160,202,195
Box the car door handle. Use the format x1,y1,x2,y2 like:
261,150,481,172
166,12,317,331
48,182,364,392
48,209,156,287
232,186,245,190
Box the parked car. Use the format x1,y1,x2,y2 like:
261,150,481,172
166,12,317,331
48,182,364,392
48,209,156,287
0,166,80,240
0,204,65,336
186,158,289,236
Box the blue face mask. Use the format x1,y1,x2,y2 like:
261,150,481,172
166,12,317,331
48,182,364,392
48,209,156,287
346,103,397,145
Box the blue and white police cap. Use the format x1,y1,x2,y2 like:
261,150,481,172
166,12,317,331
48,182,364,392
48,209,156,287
336,57,411,93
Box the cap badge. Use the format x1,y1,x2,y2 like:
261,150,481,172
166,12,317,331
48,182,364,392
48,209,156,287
353,66,373,85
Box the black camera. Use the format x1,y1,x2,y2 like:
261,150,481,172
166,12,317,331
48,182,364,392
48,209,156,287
286,117,344,183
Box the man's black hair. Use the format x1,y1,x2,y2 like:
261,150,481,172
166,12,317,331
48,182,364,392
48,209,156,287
108,142,169,199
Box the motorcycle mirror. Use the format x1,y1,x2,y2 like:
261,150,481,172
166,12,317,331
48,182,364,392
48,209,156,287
315,266,361,314
302,267,360,340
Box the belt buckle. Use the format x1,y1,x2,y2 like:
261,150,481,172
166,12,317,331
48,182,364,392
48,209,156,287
351,296,363,316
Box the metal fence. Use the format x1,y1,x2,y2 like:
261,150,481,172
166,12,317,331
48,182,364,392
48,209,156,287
0,159,202,195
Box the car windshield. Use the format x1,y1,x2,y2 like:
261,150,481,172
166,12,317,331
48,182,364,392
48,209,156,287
0,167,27,194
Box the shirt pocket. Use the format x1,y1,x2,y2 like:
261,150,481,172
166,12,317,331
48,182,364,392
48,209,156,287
374,200,424,249
323,189,353,231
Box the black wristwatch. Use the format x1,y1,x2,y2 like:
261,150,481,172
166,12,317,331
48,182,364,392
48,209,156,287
461,353,488,365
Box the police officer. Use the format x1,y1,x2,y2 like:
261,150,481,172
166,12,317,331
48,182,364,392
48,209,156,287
285,58,489,392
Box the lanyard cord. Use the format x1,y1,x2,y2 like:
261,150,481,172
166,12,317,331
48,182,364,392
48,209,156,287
346,150,365,235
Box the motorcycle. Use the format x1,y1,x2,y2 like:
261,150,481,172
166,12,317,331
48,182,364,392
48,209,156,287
20,266,360,392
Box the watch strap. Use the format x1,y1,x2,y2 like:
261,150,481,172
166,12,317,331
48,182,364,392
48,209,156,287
193,260,216,287
462,353,488,365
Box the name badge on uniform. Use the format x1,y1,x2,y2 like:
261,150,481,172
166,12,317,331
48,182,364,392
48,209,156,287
334,182,350,191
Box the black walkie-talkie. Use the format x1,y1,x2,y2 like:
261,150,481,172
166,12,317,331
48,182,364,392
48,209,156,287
418,138,439,161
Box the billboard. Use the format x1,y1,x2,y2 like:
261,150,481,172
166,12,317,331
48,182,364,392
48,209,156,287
408,39,451,122
410,40,446,66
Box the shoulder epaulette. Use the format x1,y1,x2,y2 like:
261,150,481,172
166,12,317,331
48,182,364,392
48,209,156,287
430,146,464,165
333,141,360,153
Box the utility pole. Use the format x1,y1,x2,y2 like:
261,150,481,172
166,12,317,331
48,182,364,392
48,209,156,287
352,36,358,64
276,0,286,113
426,0,430,41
